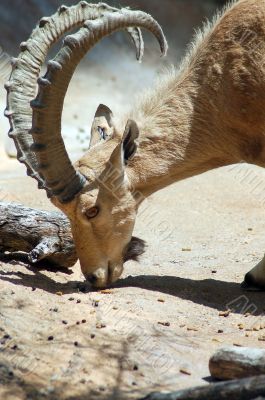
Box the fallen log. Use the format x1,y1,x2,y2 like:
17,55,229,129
141,375,265,400
209,346,265,380
0,201,77,268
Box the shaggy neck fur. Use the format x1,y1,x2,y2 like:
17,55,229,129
126,0,265,199
126,70,238,199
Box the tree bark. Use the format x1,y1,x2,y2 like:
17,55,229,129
141,375,265,400
0,201,77,268
209,346,265,380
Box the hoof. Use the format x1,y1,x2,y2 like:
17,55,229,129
241,272,265,292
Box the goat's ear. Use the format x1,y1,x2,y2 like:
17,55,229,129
100,120,140,193
105,119,139,171
122,119,139,163
89,104,114,148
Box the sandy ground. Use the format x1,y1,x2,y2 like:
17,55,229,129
1,55,265,400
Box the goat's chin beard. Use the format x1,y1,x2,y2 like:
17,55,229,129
123,237,146,263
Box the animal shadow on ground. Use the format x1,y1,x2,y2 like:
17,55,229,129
0,253,90,295
0,252,264,315
115,274,265,316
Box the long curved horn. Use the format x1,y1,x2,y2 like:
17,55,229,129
31,9,168,202
5,2,145,194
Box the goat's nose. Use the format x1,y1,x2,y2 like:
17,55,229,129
84,267,108,288
86,273,98,285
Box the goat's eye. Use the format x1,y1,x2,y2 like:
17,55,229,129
85,206,99,219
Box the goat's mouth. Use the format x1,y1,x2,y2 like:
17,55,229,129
123,236,146,262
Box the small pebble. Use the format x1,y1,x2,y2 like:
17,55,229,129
100,289,113,294
82,319,86,324
253,325,261,331
62,320,68,325
218,329,224,334
187,327,198,331
76,321,80,325
76,299,81,304
158,322,170,327
96,323,106,329
74,341,79,347
48,336,54,341
56,292,63,296
133,365,138,371
180,368,191,376
157,299,165,303
219,309,231,317
68,297,75,301
212,338,221,343
32,287,36,291
90,334,95,339
182,248,191,252
3,334,10,340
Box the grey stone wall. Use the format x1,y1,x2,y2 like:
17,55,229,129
0,0,228,57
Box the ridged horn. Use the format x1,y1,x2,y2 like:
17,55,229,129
31,8,168,202
5,1,145,195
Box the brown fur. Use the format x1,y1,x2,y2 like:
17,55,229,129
56,0,265,288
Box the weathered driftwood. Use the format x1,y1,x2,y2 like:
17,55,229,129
0,201,77,268
209,346,265,381
141,375,265,400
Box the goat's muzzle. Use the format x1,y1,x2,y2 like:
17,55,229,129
84,237,146,288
